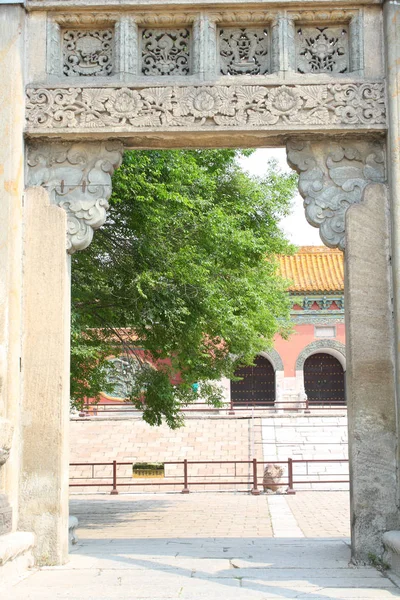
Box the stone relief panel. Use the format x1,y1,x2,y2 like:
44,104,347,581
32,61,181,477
287,140,386,250
295,25,349,74
62,29,114,77
27,142,124,253
219,28,270,75
141,28,191,76
26,82,385,131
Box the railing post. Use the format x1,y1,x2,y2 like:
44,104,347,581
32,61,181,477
304,396,310,414
228,397,235,415
110,460,119,495
251,458,260,495
287,458,296,495
181,459,190,494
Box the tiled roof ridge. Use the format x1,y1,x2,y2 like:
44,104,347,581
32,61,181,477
279,246,344,293
296,245,342,254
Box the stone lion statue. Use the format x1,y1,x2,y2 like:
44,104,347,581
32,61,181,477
263,463,284,494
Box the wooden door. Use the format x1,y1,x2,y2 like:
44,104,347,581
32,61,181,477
231,355,275,407
304,352,345,406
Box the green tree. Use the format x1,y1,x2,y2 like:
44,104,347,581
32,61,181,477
71,149,297,427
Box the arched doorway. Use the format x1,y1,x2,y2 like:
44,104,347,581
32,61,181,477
231,355,275,407
304,353,346,406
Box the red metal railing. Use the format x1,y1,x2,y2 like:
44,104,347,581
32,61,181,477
69,457,349,495
78,398,347,417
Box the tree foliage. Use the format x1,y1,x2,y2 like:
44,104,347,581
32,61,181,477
71,149,297,427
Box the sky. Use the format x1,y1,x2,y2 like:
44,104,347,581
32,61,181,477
238,148,321,247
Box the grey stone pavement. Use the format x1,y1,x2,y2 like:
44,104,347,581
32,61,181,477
5,492,400,599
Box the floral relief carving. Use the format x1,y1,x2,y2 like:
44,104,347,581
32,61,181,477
295,25,349,74
63,29,113,76
26,82,386,132
27,142,124,254
219,28,270,75
141,28,191,76
287,140,386,250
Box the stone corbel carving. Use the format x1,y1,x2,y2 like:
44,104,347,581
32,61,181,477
27,141,124,254
286,140,386,250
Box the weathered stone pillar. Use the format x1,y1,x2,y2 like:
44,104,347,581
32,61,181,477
0,5,25,529
287,140,399,559
345,183,399,559
22,142,123,564
19,187,70,565
384,0,400,506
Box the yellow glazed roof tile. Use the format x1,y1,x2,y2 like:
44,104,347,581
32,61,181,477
279,246,344,293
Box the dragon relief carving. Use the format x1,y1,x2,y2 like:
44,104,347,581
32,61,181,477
26,82,385,131
287,140,386,250
27,142,124,254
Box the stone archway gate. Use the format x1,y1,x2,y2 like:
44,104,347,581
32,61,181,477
1,0,399,567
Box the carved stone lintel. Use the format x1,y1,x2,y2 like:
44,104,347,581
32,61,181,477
287,140,386,250
26,82,386,132
27,142,124,254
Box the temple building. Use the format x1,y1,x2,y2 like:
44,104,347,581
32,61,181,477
229,246,345,409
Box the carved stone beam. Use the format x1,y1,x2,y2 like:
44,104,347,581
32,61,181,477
286,140,386,250
27,141,124,254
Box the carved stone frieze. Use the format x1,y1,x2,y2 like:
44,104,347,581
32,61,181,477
295,25,349,75
134,13,197,26
27,142,124,253
287,140,386,250
26,82,386,132
63,29,114,76
54,13,119,26
288,10,357,22
219,27,270,75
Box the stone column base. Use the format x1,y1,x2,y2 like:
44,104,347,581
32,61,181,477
383,531,400,578
0,532,35,588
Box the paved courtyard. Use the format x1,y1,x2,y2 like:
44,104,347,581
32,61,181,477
5,492,400,599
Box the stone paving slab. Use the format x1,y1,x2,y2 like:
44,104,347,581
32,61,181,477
6,493,400,599
286,491,350,537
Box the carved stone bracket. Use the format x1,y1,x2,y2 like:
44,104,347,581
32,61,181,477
27,142,124,253
286,140,386,250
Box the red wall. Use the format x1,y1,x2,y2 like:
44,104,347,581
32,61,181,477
274,323,346,377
